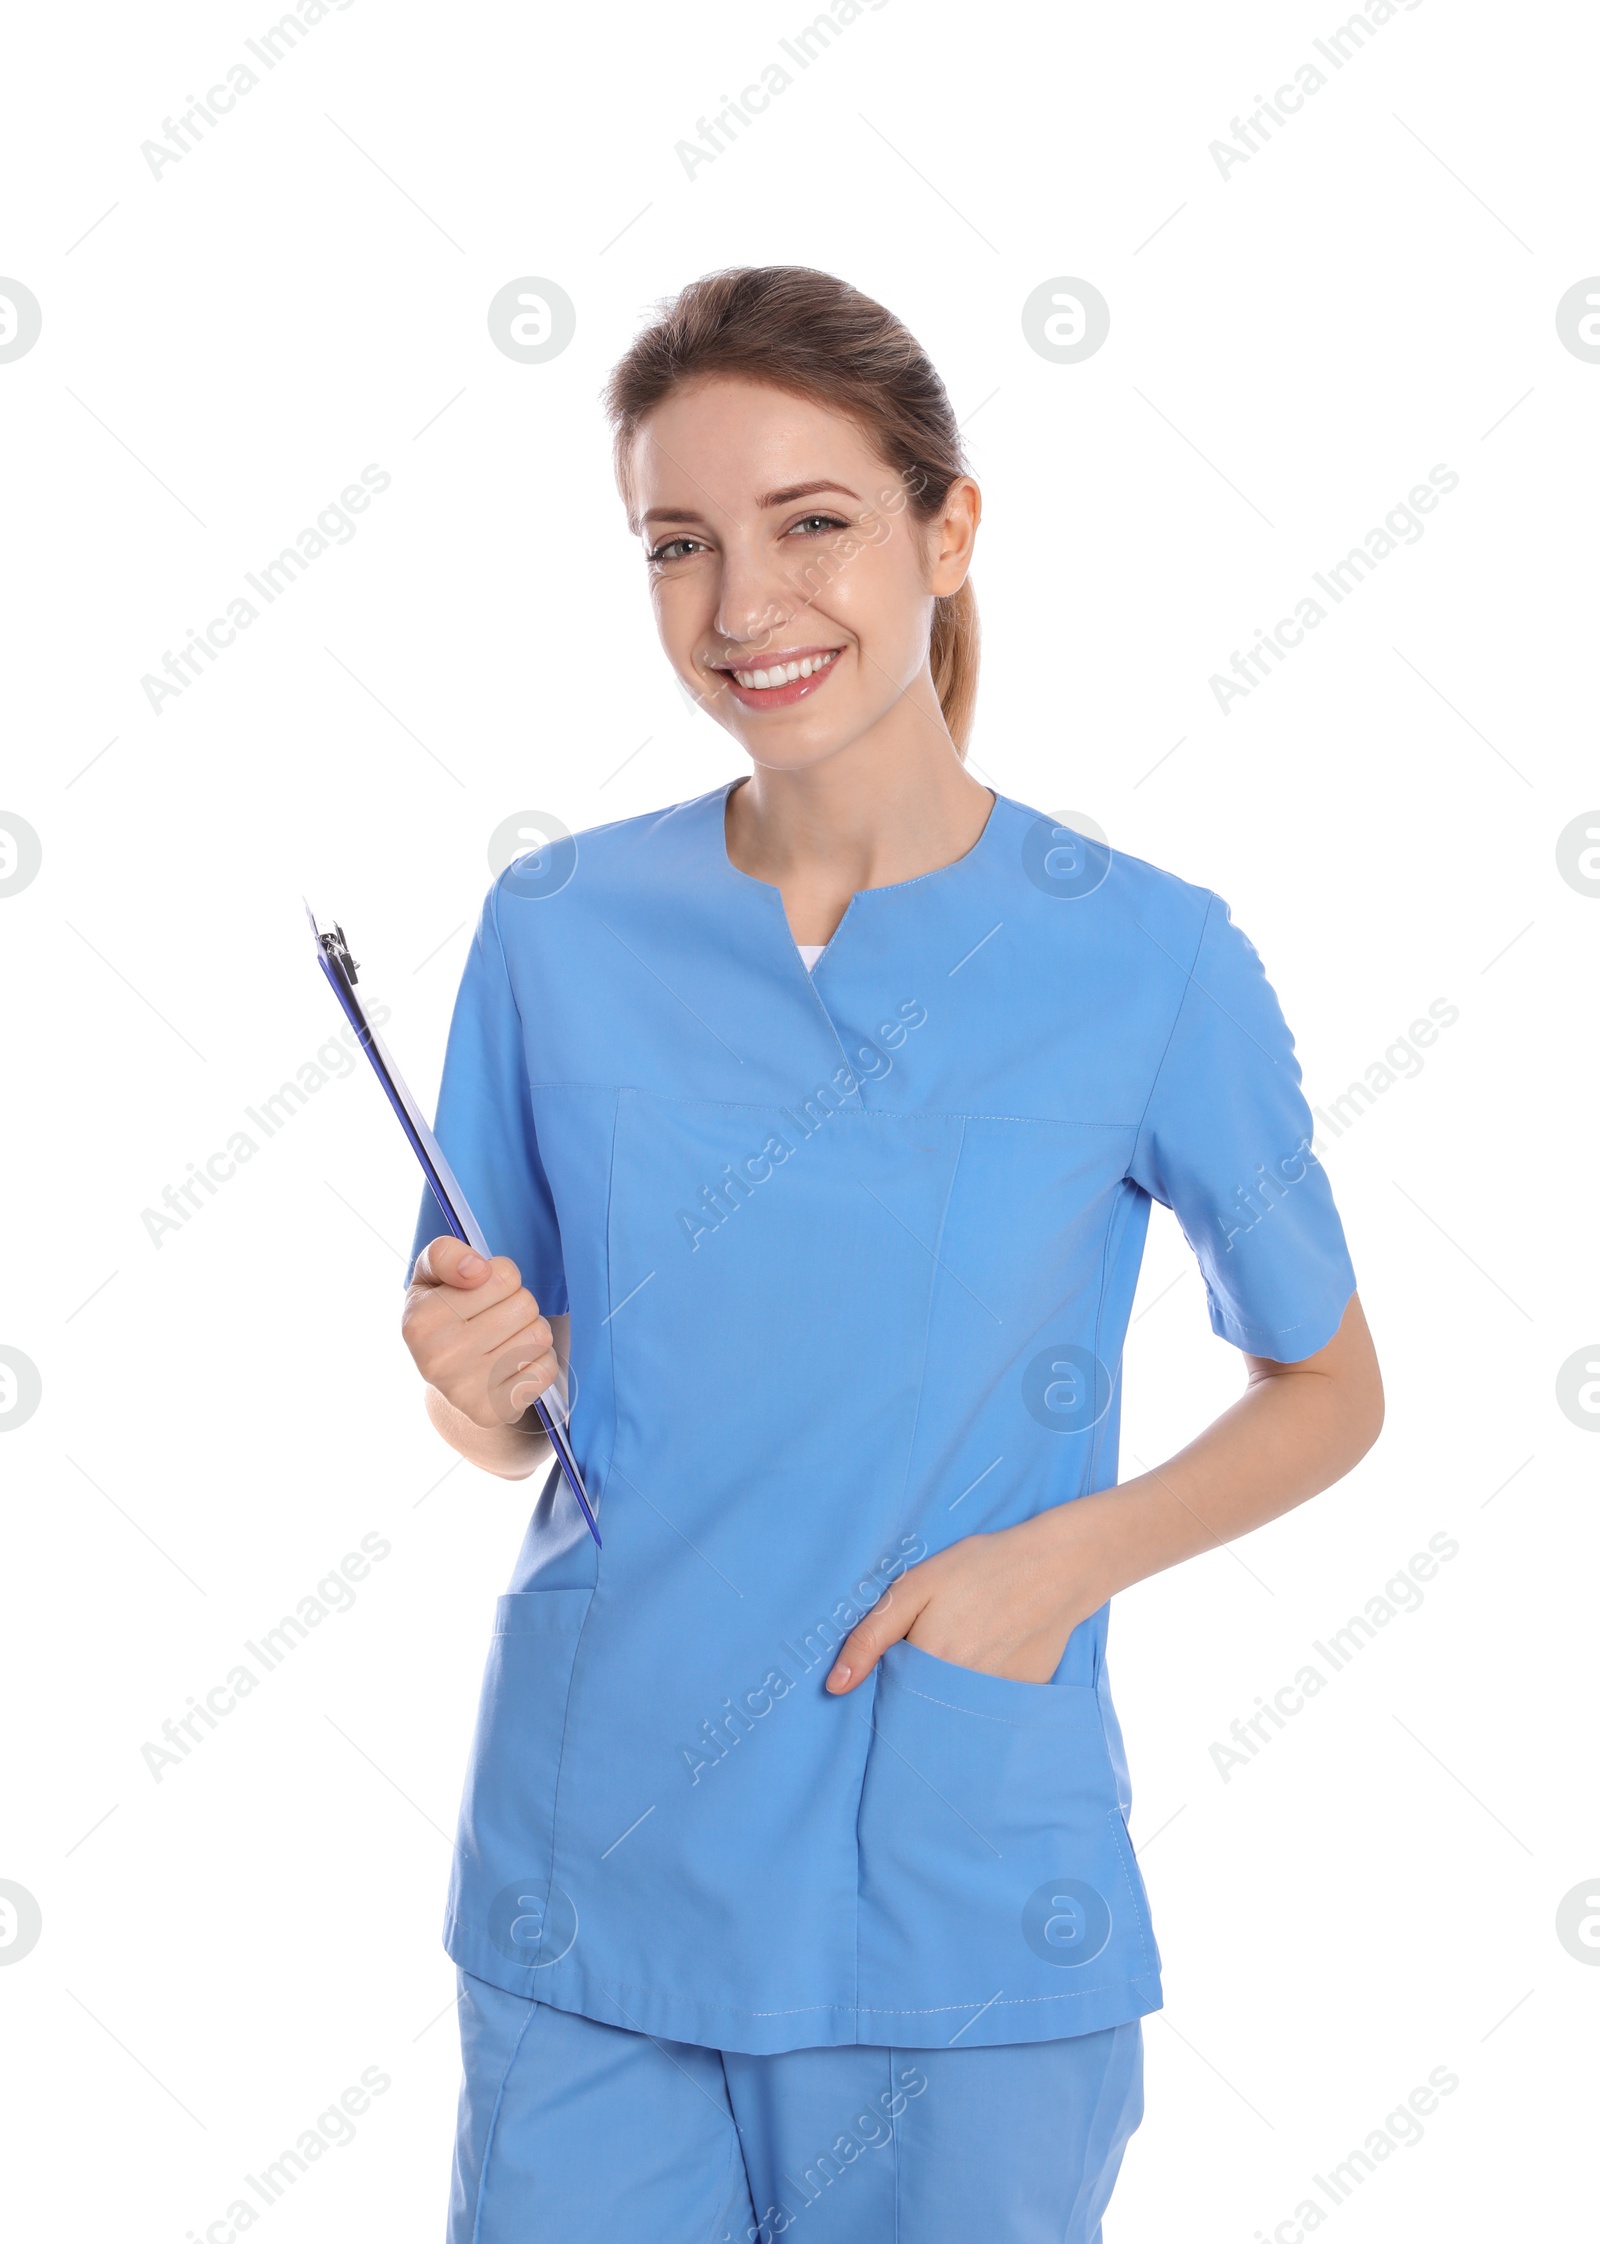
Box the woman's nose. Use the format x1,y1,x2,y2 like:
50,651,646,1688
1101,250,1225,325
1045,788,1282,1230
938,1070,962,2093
713,541,799,653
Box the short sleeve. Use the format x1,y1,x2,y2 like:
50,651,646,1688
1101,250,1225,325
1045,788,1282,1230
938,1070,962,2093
406,880,568,1313
1128,893,1355,1362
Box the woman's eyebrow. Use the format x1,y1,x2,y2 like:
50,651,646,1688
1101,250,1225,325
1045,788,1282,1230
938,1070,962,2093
639,479,863,529
758,479,862,508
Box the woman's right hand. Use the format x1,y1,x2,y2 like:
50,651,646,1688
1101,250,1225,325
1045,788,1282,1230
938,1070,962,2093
401,1237,561,1430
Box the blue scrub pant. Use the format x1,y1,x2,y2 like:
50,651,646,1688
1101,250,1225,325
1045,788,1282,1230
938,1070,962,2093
448,1969,1143,2243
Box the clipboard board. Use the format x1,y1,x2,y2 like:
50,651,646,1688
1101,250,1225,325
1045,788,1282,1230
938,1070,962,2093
307,904,601,1547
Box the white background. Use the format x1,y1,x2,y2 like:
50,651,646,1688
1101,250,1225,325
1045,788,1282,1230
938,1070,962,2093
1,1,1595,2237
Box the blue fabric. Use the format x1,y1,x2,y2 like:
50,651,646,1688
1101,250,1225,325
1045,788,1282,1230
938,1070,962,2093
414,786,1356,2052
448,1970,1143,2243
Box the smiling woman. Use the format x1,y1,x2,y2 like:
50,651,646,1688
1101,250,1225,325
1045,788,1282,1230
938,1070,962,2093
601,267,989,946
610,264,981,752
399,265,1382,2244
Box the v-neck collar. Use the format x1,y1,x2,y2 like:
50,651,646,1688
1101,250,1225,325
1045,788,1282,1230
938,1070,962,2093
710,780,1005,974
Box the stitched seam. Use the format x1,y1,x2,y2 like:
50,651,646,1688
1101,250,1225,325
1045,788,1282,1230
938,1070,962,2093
488,879,570,1312
528,1085,1141,1127
1216,1271,1355,1344
893,1119,965,1525
799,924,866,1074
858,1122,967,2027
443,1934,1154,2019
704,2114,748,2244
1088,1179,1128,1496
1103,1806,1156,1983
447,1951,1158,2019
486,876,519,1023
889,2045,901,2244
598,1088,623,1510
469,1986,539,2244
887,1677,1095,1729
533,1613,596,1967
848,1985,1157,2013
1062,2019,1137,2244
1127,889,1217,1164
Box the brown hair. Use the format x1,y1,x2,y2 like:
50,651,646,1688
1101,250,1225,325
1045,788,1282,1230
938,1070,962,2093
604,265,980,755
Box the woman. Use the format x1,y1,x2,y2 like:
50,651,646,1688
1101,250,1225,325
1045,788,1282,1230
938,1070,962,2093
401,266,1383,2243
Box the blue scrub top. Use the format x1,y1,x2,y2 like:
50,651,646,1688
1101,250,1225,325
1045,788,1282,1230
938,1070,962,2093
411,784,1356,2054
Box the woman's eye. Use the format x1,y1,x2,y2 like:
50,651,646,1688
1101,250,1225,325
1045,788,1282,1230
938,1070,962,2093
648,537,704,563
791,513,848,536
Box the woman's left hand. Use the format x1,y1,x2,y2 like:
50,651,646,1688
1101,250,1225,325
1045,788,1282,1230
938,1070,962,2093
825,1302,1386,1697
824,1513,1102,1692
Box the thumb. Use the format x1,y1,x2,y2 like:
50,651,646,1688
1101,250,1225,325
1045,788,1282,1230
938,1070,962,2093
412,1234,492,1290
825,1577,928,1695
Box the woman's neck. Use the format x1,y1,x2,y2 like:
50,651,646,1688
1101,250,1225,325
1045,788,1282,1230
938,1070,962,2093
724,735,995,946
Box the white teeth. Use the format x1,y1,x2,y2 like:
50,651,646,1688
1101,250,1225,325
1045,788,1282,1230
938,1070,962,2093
729,649,839,690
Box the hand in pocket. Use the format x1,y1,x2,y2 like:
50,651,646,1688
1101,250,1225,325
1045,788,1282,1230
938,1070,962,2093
825,1513,1105,1694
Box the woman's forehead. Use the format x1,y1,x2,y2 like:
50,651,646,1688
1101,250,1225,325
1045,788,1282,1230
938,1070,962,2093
629,379,884,510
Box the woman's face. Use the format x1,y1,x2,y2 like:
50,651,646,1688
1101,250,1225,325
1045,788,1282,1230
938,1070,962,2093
627,376,977,772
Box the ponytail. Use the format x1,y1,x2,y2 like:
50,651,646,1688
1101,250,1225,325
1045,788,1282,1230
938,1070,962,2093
929,580,980,759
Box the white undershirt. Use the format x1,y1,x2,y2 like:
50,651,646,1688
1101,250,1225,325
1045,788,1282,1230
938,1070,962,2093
797,944,825,972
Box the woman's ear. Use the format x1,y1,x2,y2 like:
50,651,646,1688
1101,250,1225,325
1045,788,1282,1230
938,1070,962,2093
928,476,981,597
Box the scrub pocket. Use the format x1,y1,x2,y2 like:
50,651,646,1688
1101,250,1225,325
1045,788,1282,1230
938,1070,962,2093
444,1586,593,1989
855,1641,1160,2037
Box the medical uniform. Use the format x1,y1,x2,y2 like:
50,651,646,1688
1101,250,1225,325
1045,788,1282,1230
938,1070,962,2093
412,784,1355,2238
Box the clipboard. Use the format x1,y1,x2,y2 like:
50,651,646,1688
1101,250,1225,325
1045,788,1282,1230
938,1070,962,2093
307,903,601,1548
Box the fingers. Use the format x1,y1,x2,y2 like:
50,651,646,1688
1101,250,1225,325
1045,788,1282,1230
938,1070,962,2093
410,1247,538,1328
401,1244,554,1424
442,1286,550,1359
404,1287,545,1376
412,1238,526,1305
411,1234,482,1288
824,1576,929,1694
485,1344,562,1427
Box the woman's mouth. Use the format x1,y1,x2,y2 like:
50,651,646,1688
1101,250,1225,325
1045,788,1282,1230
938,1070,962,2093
713,646,844,710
